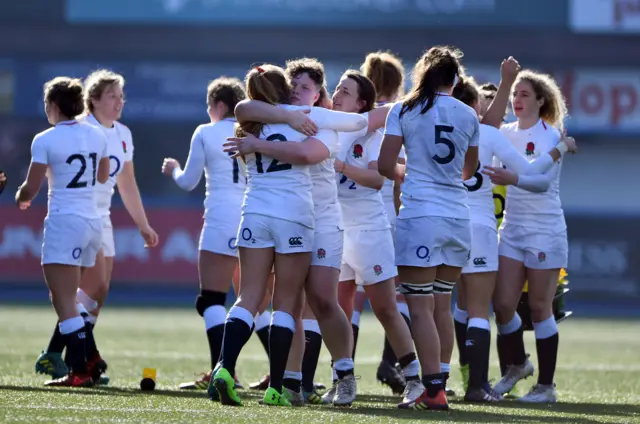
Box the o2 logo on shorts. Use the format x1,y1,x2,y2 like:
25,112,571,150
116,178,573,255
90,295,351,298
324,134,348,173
228,237,238,250
289,237,303,248
72,248,82,260
241,228,256,244
416,246,430,261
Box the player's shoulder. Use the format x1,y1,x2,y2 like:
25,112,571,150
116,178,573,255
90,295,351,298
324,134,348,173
443,96,478,121
32,126,57,145
539,120,561,140
499,120,519,134
480,123,502,138
115,120,132,139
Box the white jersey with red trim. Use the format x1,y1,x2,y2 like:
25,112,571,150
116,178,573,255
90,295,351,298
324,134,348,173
82,114,134,217
30,120,108,219
499,119,565,232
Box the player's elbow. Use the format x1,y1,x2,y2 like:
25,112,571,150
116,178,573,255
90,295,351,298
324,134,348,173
378,160,395,181
371,177,384,191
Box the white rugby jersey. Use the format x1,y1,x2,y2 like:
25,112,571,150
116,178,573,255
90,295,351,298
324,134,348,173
499,119,566,232
242,124,338,229
466,124,557,229
385,95,480,220
82,114,134,217
380,146,405,223
172,118,246,222
337,123,390,230
286,106,366,232
31,120,108,219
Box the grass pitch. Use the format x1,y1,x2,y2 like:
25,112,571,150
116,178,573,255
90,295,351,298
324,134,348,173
0,305,639,423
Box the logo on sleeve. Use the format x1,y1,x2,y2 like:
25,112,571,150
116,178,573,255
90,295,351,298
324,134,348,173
525,142,535,156
352,144,363,159
122,141,127,154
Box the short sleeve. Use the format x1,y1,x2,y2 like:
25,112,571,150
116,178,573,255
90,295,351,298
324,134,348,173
366,131,383,163
31,135,48,165
314,129,339,158
122,125,134,161
469,115,480,147
383,102,403,137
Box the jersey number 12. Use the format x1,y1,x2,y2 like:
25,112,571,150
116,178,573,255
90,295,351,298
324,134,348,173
66,153,97,189
255,134,293,173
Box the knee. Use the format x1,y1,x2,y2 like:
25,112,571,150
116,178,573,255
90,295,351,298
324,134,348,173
372,303,399,325
528,298,552,322
308,295,333,320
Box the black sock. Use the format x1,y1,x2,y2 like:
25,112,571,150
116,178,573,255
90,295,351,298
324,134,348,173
256,326,270,357
80,314,98,361
63,327,87,374
422,373,444,397
496,334,508,376
283,377,301,393
536,333,559,385
219,318,252,377
466,327,491,389
47,321,66,353
206,324,225,370
351,323,359,359
501,327,527,366
454,319,469,366
268,324,295,392
301,330,322,393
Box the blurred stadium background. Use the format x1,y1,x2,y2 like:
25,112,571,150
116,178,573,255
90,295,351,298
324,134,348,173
1,0,639,315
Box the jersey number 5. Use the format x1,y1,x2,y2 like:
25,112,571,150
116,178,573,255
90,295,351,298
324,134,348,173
433,125,455,165
66,153,97,189
463,162,483,192
255,134,293,173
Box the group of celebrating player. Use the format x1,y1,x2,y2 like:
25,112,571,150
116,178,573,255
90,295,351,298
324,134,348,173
15,44,577,411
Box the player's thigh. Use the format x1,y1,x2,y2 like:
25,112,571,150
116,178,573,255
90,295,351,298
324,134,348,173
79,249,108,301
198,250,238,293
348,229,397,286
306,265,341,313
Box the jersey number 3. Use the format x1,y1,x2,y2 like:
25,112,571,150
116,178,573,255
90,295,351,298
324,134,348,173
433,125,455,165
255,134,293,173
66,153,97,189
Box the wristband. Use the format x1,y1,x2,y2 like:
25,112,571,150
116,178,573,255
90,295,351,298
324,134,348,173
556,141,569,156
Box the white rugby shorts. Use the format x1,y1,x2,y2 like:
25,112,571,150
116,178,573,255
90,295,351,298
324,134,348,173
42,214,102,268
237,213,313,254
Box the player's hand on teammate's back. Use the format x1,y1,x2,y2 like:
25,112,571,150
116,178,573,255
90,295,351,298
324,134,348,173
161,158,180,176
224,135,262,157
140,224,159,248
286,109,317,137
481,165,519,186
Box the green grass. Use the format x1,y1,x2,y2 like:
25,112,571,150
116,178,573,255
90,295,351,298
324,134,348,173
0,306,639,423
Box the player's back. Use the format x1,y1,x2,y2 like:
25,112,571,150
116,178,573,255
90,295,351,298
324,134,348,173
199,119,246,217
398,95,479,220
34,121,107,219
242,123,320,229
465,124,503,228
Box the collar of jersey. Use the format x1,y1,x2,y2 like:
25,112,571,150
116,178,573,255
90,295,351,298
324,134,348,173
56,119,77,126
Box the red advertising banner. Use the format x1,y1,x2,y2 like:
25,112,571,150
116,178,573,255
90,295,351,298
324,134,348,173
0,206,205,284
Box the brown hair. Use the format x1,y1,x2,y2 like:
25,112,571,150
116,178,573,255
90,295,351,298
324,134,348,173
341,70,377,114
452,76,479,109
83,69,125,113
44,77,84,119
361,51,405,101
237,64,291,137
285,57,325,88
401,46,463,117
207,77,246,119
514,70,568,131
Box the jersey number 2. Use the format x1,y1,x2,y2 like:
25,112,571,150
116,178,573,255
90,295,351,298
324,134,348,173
66,153,97,189
433,125,455,165
255,134,293,173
